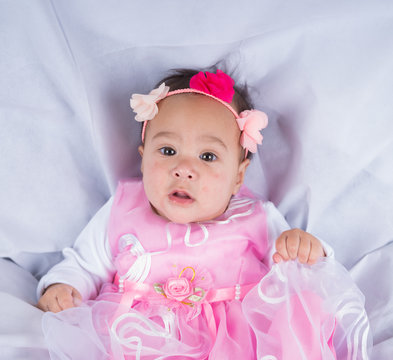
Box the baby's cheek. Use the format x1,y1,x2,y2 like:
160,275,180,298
201,185,209,193
202,173,226,193
214,173,223,180
212,170,226,180
148,161,165,175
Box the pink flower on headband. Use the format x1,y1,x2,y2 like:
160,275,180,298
190,69,235,103
130,83,169,122
237,110,269,153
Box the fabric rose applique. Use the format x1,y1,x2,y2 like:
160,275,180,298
153,267,211,314
189,69,235,103
236,110,268,153
130,82,169,122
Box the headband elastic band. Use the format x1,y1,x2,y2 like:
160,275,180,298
141,88,240,141
130,70,268,154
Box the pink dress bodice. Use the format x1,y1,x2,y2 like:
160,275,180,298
106,179,269,292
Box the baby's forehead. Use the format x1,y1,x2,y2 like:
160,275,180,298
147,95,241,141
157,93,239,118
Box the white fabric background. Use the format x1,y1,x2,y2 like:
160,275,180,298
0,0,392,358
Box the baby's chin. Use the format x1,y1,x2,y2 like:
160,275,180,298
150,203,223,224
159,212,201,225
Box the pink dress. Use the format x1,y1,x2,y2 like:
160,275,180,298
42,179,370,359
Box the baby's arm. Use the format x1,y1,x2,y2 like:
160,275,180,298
37,283,82,312
36,198,116,312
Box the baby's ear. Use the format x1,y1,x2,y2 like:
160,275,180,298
138,145,144,157
233,158,250,195
138,145,144,173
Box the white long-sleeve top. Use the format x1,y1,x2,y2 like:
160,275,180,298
37,198,334,301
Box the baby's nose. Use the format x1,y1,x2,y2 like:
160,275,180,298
172,160,198,180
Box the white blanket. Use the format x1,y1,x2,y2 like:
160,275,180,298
1,0,392,358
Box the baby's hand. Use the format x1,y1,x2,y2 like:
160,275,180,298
273,229,325,265
37,283,82,313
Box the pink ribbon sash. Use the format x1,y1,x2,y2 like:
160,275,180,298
114,275,256,303
112,275,257,339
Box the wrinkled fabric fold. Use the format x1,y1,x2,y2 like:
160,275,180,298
243,259,371,360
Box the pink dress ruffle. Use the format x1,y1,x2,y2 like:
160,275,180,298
42,259,370,360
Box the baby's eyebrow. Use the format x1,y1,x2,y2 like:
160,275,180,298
151,131,180,141
151,132,227,150
198,135,228,150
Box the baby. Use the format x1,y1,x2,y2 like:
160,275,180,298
37,68,368,359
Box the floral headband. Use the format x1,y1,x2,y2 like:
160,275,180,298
130,69,268,154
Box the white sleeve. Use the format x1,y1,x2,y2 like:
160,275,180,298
37,197,115,301
263,201,334,267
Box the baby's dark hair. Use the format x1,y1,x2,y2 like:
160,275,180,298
154,67,254,159
156,68,254,113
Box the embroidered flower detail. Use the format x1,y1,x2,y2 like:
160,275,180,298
130,82,169,122
189,69,235,103
153,267,207,307
163,277,193,302
237,110,269,153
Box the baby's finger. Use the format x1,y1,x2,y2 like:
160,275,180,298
285,232,300,260
275,235,290,261
57,294,74,310
37,297,62,313
308,240,325,265
297,236,311,264
50,298,63,313
272,252,284,263
57,292,76,311
72,288,83,307
36,298,48,312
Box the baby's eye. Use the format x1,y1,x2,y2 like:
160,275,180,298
159,147,176,156
200,152,217,162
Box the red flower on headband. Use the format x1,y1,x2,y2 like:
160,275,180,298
190,69,235,103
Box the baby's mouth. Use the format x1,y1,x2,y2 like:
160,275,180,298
169,190,194,204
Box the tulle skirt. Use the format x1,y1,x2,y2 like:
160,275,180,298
42,259,371,359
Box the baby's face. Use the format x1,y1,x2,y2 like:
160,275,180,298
139,94,249,224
